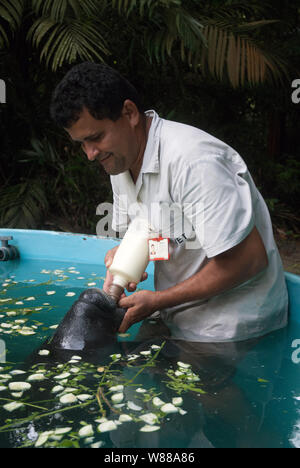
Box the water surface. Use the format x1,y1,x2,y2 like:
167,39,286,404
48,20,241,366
0,259,299,448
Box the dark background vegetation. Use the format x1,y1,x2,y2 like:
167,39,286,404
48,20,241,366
0,0,299,241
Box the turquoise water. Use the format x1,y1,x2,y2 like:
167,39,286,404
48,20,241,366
0,259,300,448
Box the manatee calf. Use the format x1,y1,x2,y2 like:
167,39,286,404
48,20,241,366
48,288,126,352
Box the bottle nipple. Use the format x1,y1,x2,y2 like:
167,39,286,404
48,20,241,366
108,283,125,303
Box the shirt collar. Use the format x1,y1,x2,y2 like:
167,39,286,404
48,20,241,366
140,110,161,174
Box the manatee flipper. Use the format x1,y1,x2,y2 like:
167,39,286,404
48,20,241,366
50,288,126,351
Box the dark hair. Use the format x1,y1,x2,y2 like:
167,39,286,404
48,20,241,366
50,62,144,128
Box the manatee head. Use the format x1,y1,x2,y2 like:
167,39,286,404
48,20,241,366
49,288,126,351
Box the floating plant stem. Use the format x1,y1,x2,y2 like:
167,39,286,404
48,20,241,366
0,397,48,411
0,333,191,448
96,386,107,417
163,368,206,395
127,341,166,385
96,386,120,417
93,342,166,418
0,399,94,433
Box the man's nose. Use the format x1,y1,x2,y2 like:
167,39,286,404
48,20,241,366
85,143,99,161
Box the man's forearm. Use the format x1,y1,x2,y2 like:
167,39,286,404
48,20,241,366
154,257,254,310
154,226,268,311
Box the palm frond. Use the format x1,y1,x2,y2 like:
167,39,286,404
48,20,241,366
30,0,102,21
144,6,205,63
198,22,288,87
0,0,24,46
0,180,48,229
107,0,287,87
27,17,110,71
0,24,8,47
237,20,280,31
111,0,152,17
0,0,24,27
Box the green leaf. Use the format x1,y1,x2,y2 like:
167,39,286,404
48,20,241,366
27,17,109,71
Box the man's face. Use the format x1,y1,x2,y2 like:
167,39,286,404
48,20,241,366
66,103,142,175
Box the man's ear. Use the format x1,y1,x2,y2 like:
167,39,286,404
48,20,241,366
122,99,140,127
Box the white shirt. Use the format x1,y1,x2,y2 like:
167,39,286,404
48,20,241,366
111,110,288,342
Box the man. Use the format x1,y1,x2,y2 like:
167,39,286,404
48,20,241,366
50,62,288,342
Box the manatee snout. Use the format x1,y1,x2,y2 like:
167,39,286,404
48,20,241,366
49,288,126,351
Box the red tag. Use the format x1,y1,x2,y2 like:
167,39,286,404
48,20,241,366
148,237,170,261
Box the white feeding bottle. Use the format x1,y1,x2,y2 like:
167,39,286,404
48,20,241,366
108,217,150,302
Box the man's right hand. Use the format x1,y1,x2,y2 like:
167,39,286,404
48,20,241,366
103,245,148,297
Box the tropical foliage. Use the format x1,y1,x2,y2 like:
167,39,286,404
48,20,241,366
0,0,299,233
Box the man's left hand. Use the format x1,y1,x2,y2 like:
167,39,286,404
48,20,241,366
118,290,158,333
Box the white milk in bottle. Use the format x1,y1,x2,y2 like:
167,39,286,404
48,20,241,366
108,217,150,302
